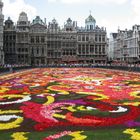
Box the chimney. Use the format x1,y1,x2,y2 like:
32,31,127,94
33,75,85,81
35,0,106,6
44,18,46,24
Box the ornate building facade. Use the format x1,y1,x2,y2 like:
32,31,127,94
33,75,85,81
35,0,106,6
30,16,47,65
3,17,16,64
16,12,30,65
3,12,107,65
0,0,4,65
77,15,106,64
109,25,140,63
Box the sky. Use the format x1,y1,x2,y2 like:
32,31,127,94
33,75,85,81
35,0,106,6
2,0,140,36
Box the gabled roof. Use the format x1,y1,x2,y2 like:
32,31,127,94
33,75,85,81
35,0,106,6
18,12,28,22
32,16,45,25
85,14,96,23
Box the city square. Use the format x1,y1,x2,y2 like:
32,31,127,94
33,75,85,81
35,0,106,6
1,0,140,139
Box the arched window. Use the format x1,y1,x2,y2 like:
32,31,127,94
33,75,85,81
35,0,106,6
90,25,93,30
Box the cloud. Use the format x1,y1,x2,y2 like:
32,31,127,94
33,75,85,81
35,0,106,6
131,0,140,23
3,0,37,22
99,18,132,37
48,0,128,5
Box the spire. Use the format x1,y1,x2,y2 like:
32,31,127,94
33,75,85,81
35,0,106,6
89,10,92,15
0,0,3,7
0,0,3,15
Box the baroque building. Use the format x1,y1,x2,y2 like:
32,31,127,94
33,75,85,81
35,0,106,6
77,15,106,64
3,12,107,65
109,25,140,63
61,18,77,64
0,0,4,65
3,17,16,64
30,16,47,65
47,18,61,64
16,12,30,65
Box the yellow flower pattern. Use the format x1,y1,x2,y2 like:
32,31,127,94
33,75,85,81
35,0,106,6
123,129,140,140
11,132,29,140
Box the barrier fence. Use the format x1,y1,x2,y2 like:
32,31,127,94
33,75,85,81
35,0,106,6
1,64,140,74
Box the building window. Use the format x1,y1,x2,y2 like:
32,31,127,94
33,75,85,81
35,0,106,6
90,45,94,53
86,36,89,41
10,48,12,52
82,36,85,41
103,46,105,53
6,36,8,40
42,47,44,55
18,48,21,52
78,35,81,41
99,36,101,42
13,35,16,40
102,36,105,42
32,47,34,55
37,48,39,54
90,25,93,30
8,23,10,28
21,34,24,41
95,35,97,42
95,45,98,53
31,37,34,43
13,47,15,52
99,45,101,54
36,36,39,43
41,37,45,43
10,35,12,40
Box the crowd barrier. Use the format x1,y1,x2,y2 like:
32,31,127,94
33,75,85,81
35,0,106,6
95,65,140,72
1,64,140,74
0,66,33,74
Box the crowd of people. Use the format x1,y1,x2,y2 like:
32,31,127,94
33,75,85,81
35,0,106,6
0,64,30,68
1,63,140,68
1,62,140,74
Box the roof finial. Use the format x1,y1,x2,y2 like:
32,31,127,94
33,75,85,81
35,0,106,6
89,10,92,15
118,26,120,30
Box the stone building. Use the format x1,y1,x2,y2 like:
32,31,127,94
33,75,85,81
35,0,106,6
61,18,77,64
3,12,107,65
16,12,30,65
47,18,61,64
3,17,16,64
30,16,47,65
0,0,4,65
77,15,107,64
109,25,140,63
108,33,117,61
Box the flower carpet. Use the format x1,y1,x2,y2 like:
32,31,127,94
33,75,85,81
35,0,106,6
0,68,140,140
